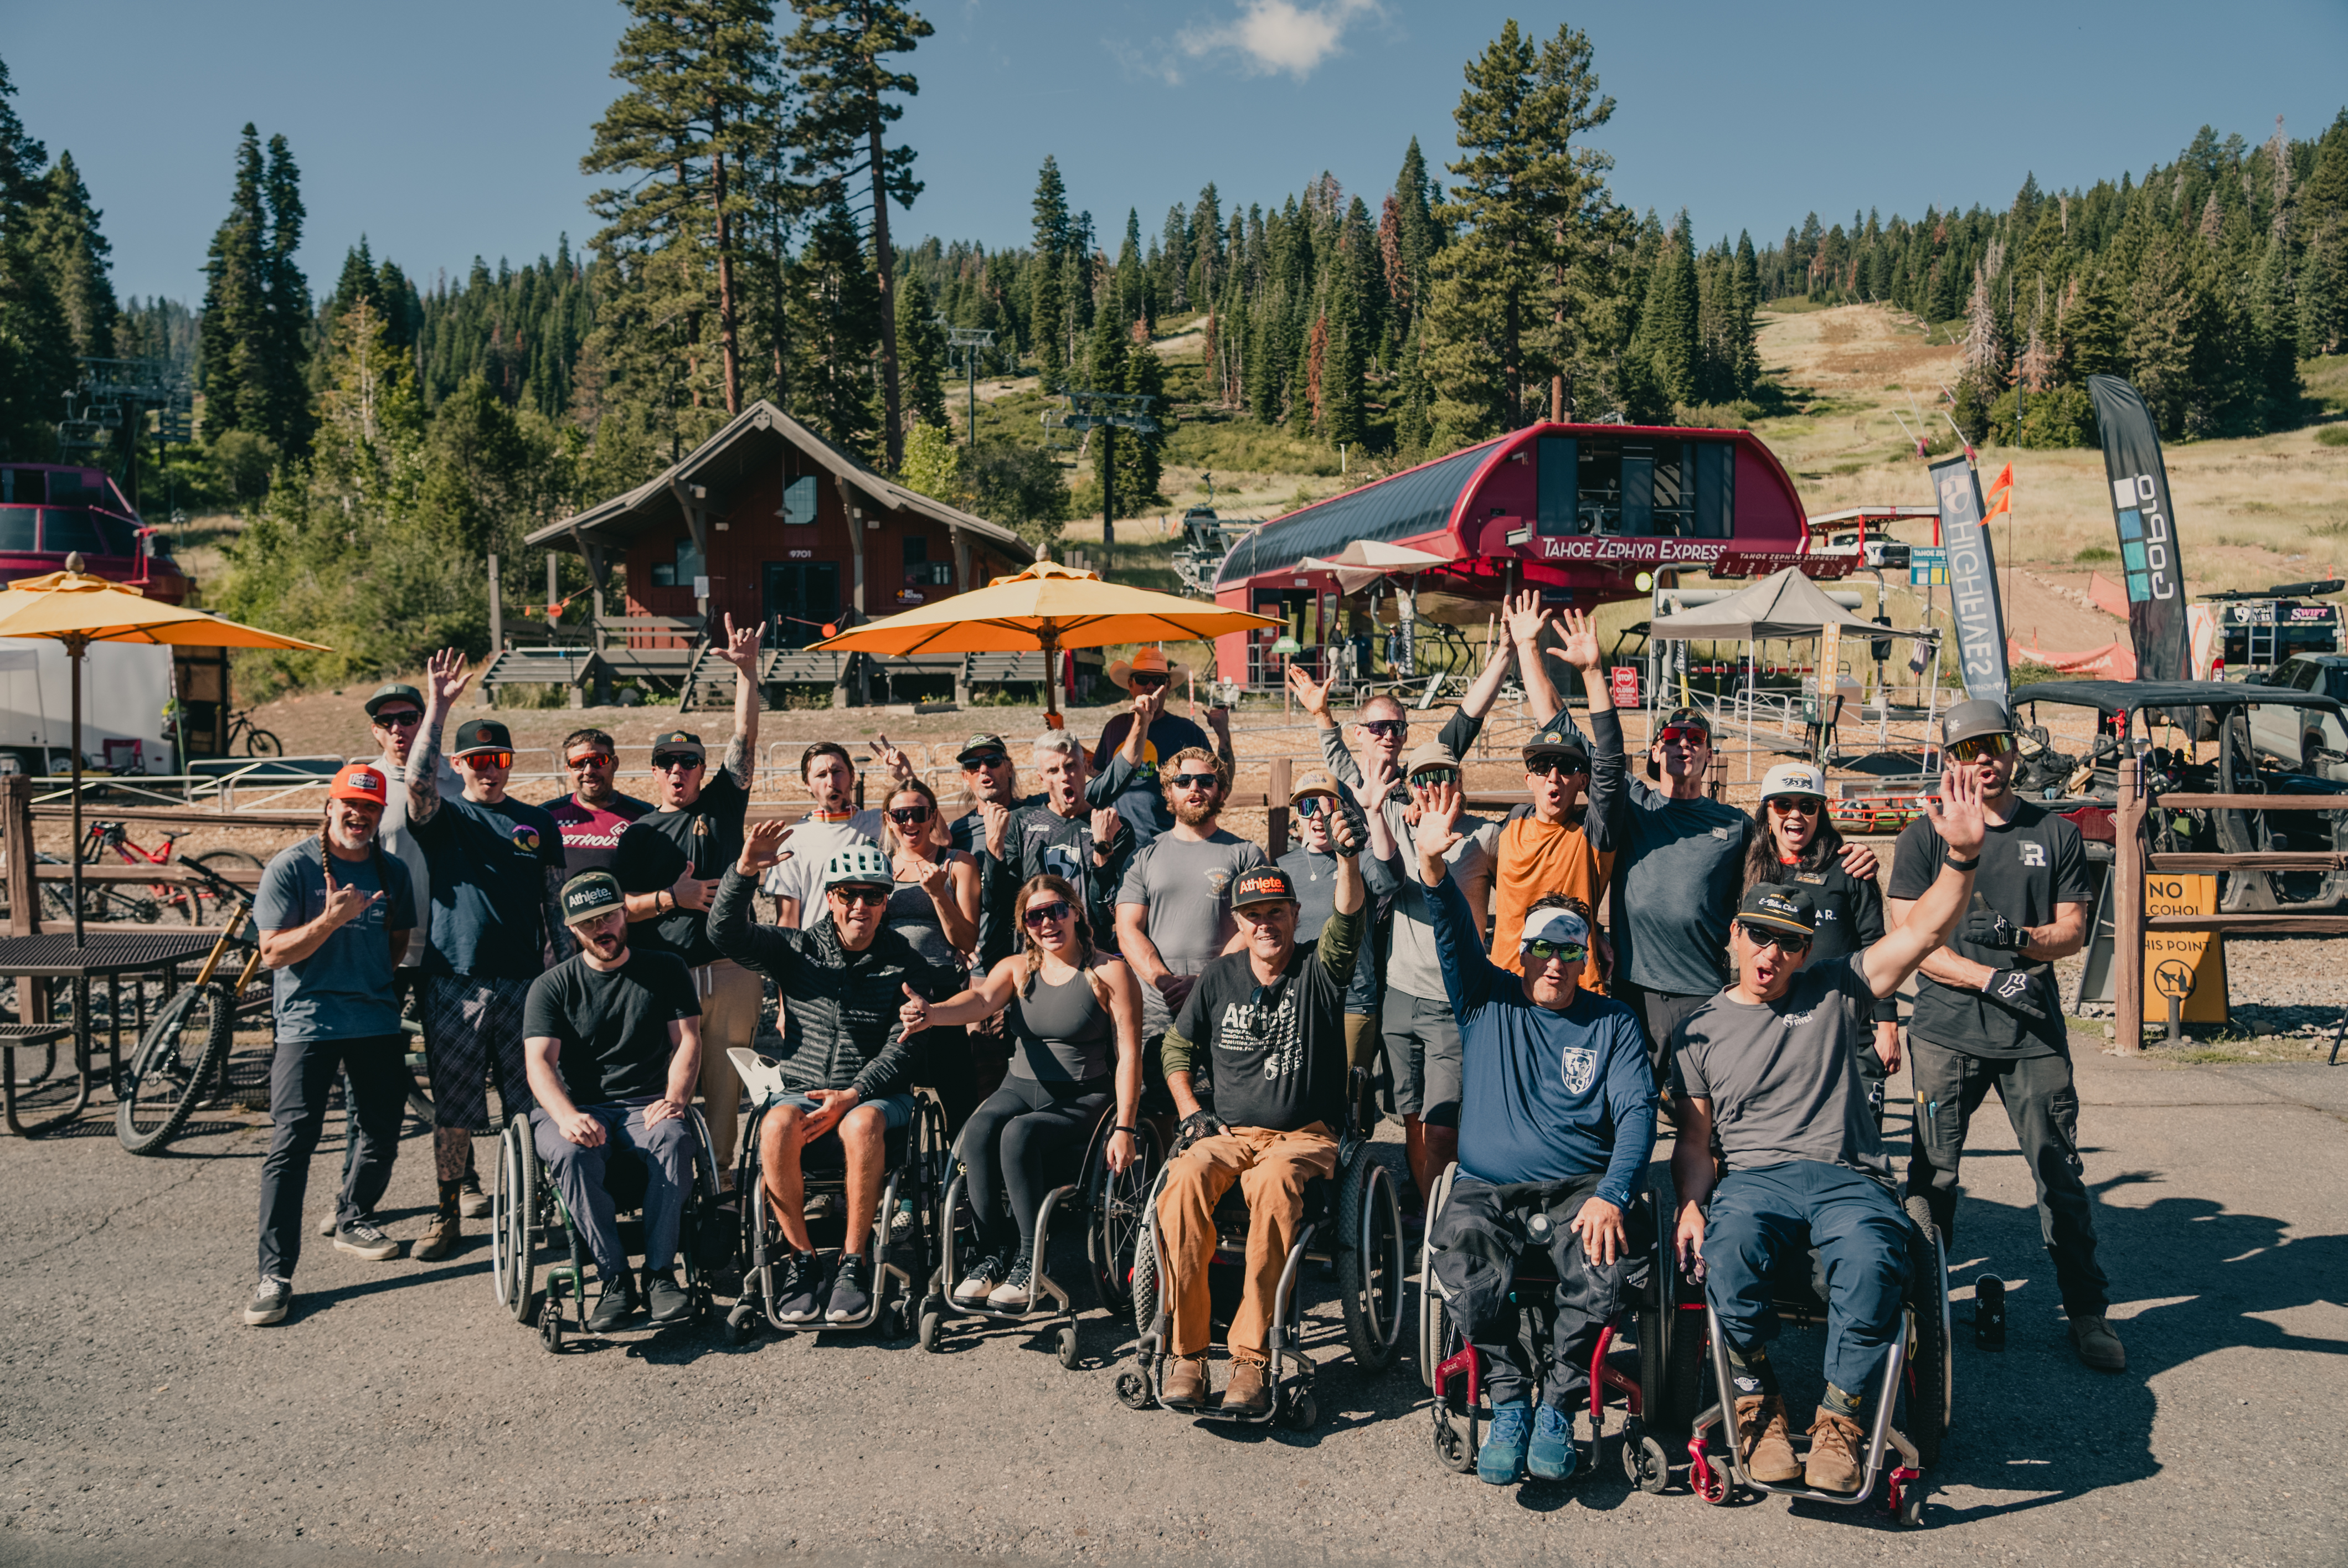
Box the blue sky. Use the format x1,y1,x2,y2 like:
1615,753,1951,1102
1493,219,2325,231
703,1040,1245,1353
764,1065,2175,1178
10,0,2346,305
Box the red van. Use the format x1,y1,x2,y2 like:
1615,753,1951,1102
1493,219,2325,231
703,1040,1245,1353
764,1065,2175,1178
0,464,189,605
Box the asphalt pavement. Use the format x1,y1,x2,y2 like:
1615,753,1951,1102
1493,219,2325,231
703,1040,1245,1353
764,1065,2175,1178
2,1039,2342,1568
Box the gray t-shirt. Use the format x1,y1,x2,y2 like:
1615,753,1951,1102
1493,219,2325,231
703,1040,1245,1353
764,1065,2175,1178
255,838,418,1044
1596,777,1752,997
374,750,457,968
1116,828,1267,1034
759,809,885,912
1671,953,1889,1182
1276,845,1389,1013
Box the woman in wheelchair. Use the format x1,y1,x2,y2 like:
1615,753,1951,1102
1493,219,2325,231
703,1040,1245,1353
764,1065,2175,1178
521,870,706,1332
897,874,1142,1310
1669,768,1984,1502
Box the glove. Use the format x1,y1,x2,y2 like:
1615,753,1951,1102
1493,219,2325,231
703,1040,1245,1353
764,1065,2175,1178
1980,966,2053,1022
1175,1110,1229,1152
1962,906,2027,952
1329,792,1370,856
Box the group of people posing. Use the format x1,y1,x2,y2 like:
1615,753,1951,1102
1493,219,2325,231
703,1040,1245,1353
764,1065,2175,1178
238,597,2123,1497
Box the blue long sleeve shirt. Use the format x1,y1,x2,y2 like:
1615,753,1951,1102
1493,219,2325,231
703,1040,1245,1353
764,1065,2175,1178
1424,866,1657,1209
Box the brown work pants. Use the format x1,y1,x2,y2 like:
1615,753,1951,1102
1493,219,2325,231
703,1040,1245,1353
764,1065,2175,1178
1157,1122,1338,1361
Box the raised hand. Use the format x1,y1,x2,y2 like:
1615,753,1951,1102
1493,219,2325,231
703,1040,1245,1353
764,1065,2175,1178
1415,777,1465,860
1285,662,1332,719
425,647,472,707
1922,764,1987,860
320,859,382,929
1503,589,1551,649
1089,805,1122,847
871,733,915,785
738,818,795,875
1132,682,1166,726
916,854,953,900
1360,751,1399,808
1556,607,1601,673
980,800,1012,858
1329,796,1363,857
719,611,761,674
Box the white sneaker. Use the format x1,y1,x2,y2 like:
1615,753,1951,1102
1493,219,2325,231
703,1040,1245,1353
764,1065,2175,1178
986,1257,1034,1311
951,1252,1005,1306
316,1210,336,1238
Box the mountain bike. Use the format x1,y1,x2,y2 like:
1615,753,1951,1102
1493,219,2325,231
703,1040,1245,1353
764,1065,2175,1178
225,707,283,757
115,857,269,1154
73,819,265,926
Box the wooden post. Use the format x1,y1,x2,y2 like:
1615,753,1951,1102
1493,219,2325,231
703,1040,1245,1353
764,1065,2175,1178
1268,756,1292,859
2114,756,2145,1055
3,775,35,938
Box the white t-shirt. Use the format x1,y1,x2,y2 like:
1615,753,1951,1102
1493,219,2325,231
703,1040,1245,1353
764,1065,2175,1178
759,809,885,916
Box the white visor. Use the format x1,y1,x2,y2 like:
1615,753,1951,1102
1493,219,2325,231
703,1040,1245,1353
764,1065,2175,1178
1520,906,1590,950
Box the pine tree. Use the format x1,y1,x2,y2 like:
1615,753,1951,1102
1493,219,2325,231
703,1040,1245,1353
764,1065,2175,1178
0,55,71,461
30,151,116,363
897,263,949,432
1633,213,1697,408
1030,156,1069,382
259,133,312,454
1118,339,1167,514
787,197,882,452
198,126,271,448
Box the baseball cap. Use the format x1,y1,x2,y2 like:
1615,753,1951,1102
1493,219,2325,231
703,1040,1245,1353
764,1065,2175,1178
1289,770,1342,803
1520,905,1590,950
1941,699,2014,749
1230,865,1299,909
1737,883,1818,937
560,869,625,926
1759,762,1827,801
327,762,389,805
956,732,1010,763
1522,716,1591,770
363,682,423,719
1403,739,1461,777
451,718,513,757
1659,706,1714,738
651,729,707,761
822,843,893,891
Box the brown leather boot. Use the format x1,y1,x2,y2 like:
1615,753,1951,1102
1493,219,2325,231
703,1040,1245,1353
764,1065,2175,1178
1162,1354,1209,1410
1734,1394,1801,1483
1223,1357,1273,1416
1804,1407,1866,1493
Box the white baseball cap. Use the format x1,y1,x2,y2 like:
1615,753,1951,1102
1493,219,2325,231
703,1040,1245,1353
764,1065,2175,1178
1520,905,1590,950
1759,762,1826,802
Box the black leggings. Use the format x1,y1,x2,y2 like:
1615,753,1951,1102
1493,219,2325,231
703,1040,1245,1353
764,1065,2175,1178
960,1074,1110,1251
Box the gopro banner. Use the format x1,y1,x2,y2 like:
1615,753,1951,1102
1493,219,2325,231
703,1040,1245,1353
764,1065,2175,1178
1928,455,2010,710
2087,374,2190,687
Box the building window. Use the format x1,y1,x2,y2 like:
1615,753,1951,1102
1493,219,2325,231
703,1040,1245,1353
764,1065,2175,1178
648,535,707,588
781,474,818,526
903,536,953,586
1575,438,1732,538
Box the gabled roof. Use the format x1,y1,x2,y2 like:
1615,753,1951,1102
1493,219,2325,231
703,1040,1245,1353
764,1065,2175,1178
525,400,1033,560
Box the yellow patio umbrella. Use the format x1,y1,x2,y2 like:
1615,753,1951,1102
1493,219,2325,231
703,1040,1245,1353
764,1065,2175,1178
807,559,1280,723
0,557,330,945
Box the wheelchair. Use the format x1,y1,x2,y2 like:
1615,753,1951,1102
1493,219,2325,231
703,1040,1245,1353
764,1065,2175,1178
1681,1193,1951,1527
489,1105,726,1354
1114,1070,1409,1430
918,1098,1166,1365
722,1049,950,1342
1419,1163,1680,1489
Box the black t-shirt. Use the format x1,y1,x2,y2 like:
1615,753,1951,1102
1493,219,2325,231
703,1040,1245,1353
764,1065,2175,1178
612,771,750,967
523,948,702,1105
1173,906,1362,1133
1770,859,1896,1024
412,793,564,980
1889,800,2092,1059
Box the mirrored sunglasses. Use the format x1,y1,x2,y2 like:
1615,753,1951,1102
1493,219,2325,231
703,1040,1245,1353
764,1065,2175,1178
1294,796,1328,818
1358,719,1409,740
1658,726,1709,746
1523,940,1588,963
1409,767,1461,788
1947,733,2015,763
1767,796,1823,816
460,750,514,769
567,751,614,768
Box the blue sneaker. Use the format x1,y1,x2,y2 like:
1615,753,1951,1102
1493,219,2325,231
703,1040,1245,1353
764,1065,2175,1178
1528,1402,1578,1481
1478,1401,1531,1484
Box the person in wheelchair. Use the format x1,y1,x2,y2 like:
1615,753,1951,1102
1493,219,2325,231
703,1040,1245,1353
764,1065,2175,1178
1155,807,1366,1416
713,827,959,1327
1410,779,1656,1486
895,873,1144,1311
1669,768,1986,1495
521,871,705,1332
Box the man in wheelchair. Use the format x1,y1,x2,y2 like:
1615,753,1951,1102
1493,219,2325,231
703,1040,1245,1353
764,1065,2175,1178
1669,769,1986,1494
522,870,706,1332
1410,780,1656,1484
1156,807,1366,1416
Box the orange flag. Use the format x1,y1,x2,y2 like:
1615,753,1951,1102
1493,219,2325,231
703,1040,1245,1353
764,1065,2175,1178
1982,489,2012,522
1986,462,2015,499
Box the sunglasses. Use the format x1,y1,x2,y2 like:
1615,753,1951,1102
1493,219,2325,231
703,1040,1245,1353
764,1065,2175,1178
1410,767,1460,788
1128,672,1170,689
830,885,890,907
1737,922,1811,954
1245,979,1288,1038
459,750,515,769
1948,733,2015,763
961,752,1008,771
887,804,931,825
371,709,423,729
1294,796,1329,818
1658,726,1709,746
652,754,704,771
1022,899,1073,929
567,752,614,768
1526,756,1587,778
1167,771,1220,791
1767,796,1823,816
1358,719,1409,740
1523,940,1588,964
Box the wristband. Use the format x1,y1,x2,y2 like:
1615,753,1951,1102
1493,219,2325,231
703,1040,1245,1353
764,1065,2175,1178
1943,852,1981,871
1114,1125,1138,1135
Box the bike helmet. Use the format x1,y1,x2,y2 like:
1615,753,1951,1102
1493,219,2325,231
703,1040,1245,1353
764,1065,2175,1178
822,842,893,891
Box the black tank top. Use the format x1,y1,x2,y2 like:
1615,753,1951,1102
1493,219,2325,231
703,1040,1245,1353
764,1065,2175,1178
1008,964,1113,1085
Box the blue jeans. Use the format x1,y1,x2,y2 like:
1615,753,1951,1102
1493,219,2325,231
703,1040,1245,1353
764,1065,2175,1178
1703,1161,1910,1399
532,1100,694,1285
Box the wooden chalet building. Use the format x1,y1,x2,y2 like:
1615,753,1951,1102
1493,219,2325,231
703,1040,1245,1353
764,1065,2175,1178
515,401,1049,709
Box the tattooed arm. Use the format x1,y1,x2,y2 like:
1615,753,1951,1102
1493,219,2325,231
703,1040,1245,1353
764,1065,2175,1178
409,648,471,826
718,612,761,790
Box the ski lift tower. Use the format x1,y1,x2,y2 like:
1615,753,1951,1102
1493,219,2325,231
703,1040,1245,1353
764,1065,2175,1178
935,317,996,445
58,357,194,515
1043,386,1160,569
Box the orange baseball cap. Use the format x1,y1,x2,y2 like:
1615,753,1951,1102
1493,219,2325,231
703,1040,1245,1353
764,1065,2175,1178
328,762,389,805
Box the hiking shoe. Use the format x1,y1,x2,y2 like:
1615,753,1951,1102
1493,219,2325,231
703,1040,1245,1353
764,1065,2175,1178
1803,1407,1866,1493
2070,1314,2128,1373
825,1253,872,1323
243,1277,291,1326
644,1270,694,1327
458,1179,491,1220
333,1219,400,1261
1162,1354,1209,1410
986,1255,1035,1311
1736,1394,1801,1483
1478,1401,1531,1484
588,1276,642,1333
774,1253,825,1325
1528,1403,1578,1481
1223,1357,1273,1417
411,1211,460,1261
951,1251,1005,1307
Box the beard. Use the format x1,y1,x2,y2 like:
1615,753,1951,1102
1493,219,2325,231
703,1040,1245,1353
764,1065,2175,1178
1172,795,1218,827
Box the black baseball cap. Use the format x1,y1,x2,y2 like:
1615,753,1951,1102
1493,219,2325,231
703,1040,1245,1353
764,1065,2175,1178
364,682,423,719
1230,866,1299,910
1659,706,1713,738
1737,883,1817,937
451,718,513,757
560,870,625,926
651,729,707,761
957,732,1010,763
1522,716,1590,770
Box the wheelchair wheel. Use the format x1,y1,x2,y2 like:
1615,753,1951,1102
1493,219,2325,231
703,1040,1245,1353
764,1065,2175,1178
1419,1163,1455,1390
492,1113,537,1321
1129,1220,1161,1342
1903,1195,1950,1466
1337,1153,1407,1371
1087,1118,1162,1315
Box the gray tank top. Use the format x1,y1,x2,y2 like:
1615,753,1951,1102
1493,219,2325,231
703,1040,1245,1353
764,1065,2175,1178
1009,965,1114,1085
887,874,964,973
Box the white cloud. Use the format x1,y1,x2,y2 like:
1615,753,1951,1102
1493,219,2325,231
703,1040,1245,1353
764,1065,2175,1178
1178,0,1379,80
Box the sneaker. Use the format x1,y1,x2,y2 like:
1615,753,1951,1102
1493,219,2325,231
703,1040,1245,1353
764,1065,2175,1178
411,1211,460,1261
643,1270,694,1327
951,1251,1005,1307
333,1219,400,1261
1162,1353,1210,1410
1803,1407,1866,1493
986,1255,1034,1311
804,1192,838,1223
588,1276,642,1333
1477,1401,1531,1484
1528,1403,1578,1481
1736,1394,1801,1483
243,1277,291,1326
774,1253,825,1325
316,1210,337,1239
2069,1314,2128,1373
825,1253,873,1324
458,1179,491,1220
1223,1357,1273,1417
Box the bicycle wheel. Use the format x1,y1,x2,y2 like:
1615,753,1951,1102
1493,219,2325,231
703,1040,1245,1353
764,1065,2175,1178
240,725,282,757
172,849,265,925
116,982,234,1154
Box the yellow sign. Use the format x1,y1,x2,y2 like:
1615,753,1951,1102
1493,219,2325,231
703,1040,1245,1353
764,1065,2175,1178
2142,874,2228,1024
